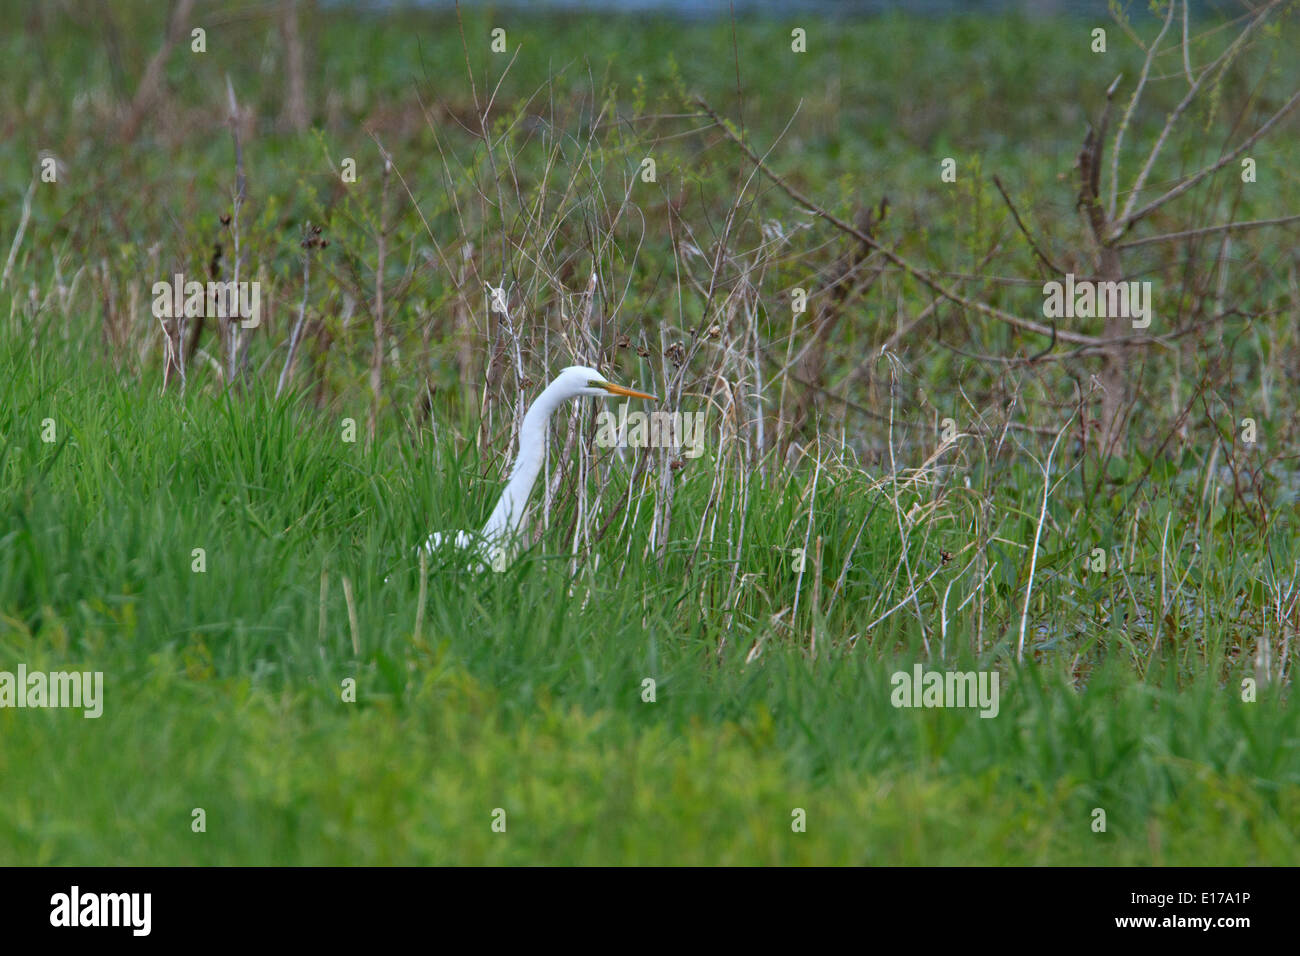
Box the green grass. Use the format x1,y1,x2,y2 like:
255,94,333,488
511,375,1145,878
0,3,1297,864
0,345,1295,864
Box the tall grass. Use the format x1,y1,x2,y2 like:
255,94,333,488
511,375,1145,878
0,2,1296,863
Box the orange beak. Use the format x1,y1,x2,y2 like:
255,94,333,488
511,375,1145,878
599,381,658,401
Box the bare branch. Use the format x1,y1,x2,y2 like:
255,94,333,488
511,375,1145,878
993,174,1063,275
695,97,1106,347
1108,0,1174,221
120,0,195,143
1116,86,1300,237
1114,0,1282,234
1118,213,1300,250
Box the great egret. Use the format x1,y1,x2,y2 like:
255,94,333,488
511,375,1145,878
422,365,657,571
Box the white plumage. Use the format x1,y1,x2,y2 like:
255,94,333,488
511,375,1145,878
422,365,656,571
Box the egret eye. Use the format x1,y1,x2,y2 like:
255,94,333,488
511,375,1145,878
588,379,606,389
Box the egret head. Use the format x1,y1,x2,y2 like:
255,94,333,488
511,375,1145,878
557,365,657,401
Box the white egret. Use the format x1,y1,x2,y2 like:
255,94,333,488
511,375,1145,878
422,365,657,571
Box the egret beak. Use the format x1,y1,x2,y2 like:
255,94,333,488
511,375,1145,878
599,381,658,401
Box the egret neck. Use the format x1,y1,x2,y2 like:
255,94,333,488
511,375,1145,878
480,378,568,554
416,365,657,573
